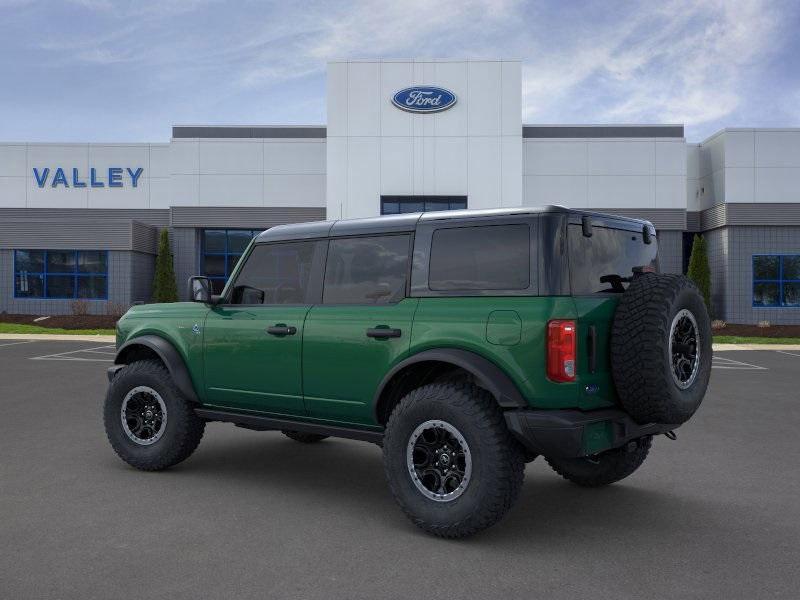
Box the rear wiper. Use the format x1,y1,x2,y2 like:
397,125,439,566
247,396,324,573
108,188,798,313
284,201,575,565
599,274,630,293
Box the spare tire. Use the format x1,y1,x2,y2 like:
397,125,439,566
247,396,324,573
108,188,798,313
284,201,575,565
610,273,712,425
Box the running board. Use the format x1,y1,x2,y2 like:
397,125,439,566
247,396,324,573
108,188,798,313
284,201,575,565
195,408,384,444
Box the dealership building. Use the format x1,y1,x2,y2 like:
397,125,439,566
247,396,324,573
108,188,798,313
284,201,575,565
1,59,799,324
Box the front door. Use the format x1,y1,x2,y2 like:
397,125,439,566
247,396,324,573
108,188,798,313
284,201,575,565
303,234,416,426
203,239,323,416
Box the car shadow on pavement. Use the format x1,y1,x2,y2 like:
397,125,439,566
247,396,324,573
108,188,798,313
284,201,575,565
142,427,751,550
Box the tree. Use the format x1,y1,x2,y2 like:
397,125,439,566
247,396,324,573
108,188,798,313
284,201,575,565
151,229,179,303
687,233,711,313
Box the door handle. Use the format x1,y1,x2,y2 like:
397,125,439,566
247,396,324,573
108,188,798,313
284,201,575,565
366,327,402,339
267,324,297,336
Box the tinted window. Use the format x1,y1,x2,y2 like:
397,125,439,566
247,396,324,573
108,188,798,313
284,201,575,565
429,225,530,291
13,250,108,299
229,241,316,305
569,225,658,294
202,229,259,294
324,235,410,304
381,196,467,215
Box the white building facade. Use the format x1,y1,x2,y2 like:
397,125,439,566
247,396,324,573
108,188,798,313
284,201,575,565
1,59,799,323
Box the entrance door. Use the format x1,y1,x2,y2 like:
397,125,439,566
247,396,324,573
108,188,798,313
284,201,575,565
203,240,323,416
303,234,416,426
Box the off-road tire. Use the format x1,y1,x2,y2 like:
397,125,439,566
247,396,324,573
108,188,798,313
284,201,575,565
104,359,205,471
611,273,712,425
546,436,652,487
383,380,525,538
281,430,329,443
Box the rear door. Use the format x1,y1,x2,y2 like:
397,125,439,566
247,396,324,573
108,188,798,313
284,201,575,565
302,234,417,426
568,220,658,409
203,240,324,416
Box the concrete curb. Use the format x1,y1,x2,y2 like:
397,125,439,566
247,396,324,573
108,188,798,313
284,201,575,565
712,343,800,351
0,333,116,343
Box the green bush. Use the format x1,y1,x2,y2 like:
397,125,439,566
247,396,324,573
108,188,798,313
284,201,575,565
687,233,711,313
151,229,179,303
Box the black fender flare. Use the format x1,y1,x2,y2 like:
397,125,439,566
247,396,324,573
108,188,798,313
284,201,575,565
373,348,528,421
114,335,199,403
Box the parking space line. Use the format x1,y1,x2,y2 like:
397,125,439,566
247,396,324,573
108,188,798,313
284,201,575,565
0,340,36,348
712,356,767,370
30,344,116,362
776,350,800,358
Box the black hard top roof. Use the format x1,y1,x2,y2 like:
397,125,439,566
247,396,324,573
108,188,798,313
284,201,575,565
255,206,654,243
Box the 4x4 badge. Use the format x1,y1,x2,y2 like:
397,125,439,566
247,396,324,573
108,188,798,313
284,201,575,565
192,323,201,335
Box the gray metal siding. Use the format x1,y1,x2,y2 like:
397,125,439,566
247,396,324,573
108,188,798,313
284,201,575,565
523,125,684,138
700,203,800,231
704,228,729,320
172,126,326,139
686,211,701,232
0,208,169,227
169,206,326,228
171,228,199,301
592,208,687,230
131,221,159,254
0,220,136,250
657,230,683,274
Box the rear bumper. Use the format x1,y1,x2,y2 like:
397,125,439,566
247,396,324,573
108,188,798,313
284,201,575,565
504,408,677,458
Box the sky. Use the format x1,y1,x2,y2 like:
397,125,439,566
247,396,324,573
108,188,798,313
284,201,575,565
0,0,798,143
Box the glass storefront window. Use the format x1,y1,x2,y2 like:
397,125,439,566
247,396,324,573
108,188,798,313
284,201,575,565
202,229,259,294
380,196,467,215
753,255,800,307
13,250,108,299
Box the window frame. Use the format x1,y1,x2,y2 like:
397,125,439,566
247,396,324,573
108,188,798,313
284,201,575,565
380,196,467,215
320,233,414,306
217,239,326,307
410,216,539,298
13,249,109,300
752,254,800,308
201,229,259,294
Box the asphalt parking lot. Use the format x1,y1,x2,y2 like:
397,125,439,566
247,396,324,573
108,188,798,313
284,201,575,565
1,340,799,599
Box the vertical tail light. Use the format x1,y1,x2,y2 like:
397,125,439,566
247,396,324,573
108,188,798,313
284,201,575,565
547,320,576,382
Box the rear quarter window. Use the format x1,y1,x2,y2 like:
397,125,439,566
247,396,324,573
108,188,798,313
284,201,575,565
428,224,530,291
569,225,658,294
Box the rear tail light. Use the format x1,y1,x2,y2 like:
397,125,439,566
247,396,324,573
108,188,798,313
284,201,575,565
547,320,576,382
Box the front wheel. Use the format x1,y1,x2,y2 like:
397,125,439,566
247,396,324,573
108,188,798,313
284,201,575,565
383,380,524,538
103,359,205,471
545,436,652,487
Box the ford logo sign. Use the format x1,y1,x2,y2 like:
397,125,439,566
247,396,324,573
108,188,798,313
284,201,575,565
392,86,457,113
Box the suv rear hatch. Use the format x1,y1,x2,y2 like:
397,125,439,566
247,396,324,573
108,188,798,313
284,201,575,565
567,216,658,410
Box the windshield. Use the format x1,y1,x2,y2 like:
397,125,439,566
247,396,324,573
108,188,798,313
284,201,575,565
568,224,658,294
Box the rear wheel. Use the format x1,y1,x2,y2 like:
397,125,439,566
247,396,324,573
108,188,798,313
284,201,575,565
282,430,329,443
103,359,205,471
545,436,652,487
383,380,524,538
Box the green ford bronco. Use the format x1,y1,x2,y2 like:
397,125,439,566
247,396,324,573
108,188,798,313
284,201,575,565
104,206,712,538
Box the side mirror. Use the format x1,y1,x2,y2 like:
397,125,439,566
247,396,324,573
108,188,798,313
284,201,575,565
188,276,213,304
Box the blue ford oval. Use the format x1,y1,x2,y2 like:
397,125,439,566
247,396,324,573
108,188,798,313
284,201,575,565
392,86,457,113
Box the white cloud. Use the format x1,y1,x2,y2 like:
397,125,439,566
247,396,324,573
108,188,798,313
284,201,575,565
521,0,783,130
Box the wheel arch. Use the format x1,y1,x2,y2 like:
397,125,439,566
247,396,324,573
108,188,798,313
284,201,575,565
373,348,528,425
114,335,199,403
